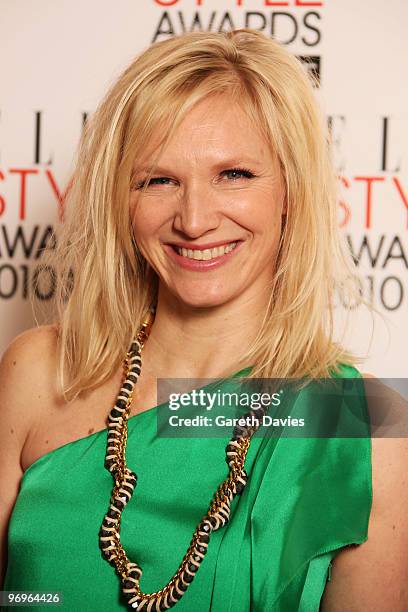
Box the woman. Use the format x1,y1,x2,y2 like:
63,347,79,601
1,29,407,611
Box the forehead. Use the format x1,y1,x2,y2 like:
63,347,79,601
136,95,273,169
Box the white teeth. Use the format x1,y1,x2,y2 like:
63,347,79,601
176,242,237,260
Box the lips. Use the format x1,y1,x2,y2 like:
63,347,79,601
167,239,239,250
163,240,243,272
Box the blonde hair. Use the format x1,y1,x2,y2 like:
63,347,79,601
47,28,376,400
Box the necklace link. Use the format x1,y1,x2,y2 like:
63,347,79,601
99,310,259,610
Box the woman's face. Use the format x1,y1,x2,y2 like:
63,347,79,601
130,94,286,310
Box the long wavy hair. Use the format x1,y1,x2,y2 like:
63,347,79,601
47,29,375,400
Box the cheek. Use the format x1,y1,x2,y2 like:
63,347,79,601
231,189,284,233
245,199,285,257
130,196,158,242
130,200,152,259
129,195,172,264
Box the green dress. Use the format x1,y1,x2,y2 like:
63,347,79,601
3,364,372,611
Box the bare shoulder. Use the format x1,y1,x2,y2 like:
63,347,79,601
1,324,59,398
1,323,58,361
1,323,58,369
320,372,408,611
0,325,60,586
0,325,60,451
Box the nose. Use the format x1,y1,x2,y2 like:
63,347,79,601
172,180,220,238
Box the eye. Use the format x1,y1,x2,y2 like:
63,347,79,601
221,167,256,181
134,167,256,190
135,176,175,190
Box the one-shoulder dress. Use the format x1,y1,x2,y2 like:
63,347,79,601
3,363,372,611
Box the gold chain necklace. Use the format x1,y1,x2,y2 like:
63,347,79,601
99,310,256,611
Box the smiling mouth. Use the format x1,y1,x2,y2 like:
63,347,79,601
171,242,239,261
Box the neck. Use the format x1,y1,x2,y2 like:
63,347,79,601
141,285,271,380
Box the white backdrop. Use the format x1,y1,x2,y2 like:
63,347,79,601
1,0,407,376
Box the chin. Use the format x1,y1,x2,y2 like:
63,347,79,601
171,287,235,310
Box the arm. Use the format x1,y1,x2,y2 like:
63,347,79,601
0,326,57,587
320,374,408,611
